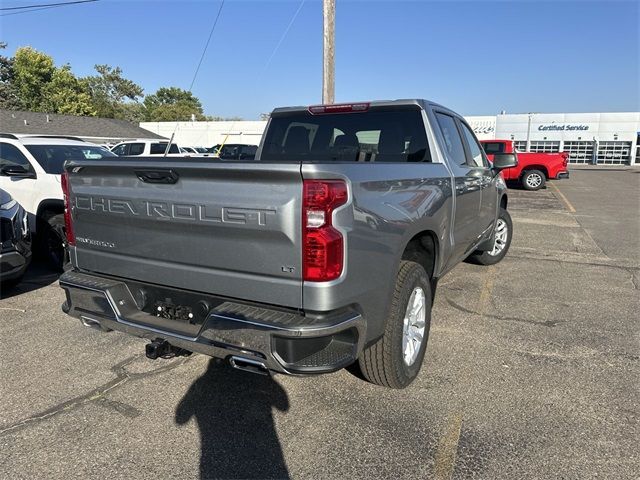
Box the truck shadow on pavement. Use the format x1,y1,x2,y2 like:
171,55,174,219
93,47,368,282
0,259,59,300
175,359,290,480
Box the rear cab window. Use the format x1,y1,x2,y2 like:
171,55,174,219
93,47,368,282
482,142,505,154
261,106,431,163
240,145,257,160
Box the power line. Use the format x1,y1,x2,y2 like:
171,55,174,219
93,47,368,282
0,5,61,16
262,0,306,74
218,0,306,152
0,0,97,11
0,0,97,16
165,0,226,156
188,0,226,92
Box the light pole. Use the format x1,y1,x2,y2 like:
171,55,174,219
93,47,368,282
525,112,533,152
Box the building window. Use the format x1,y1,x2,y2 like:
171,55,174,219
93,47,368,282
514,141,527,152
529,141,560,153
563,141,594,164
597,141,632,165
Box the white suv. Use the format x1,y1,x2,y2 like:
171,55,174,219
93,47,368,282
110,139,185,157
0,134,116,269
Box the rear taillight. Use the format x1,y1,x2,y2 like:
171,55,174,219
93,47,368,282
302,180,348,282
61,172,75,246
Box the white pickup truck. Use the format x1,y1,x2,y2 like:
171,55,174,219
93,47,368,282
110,139,185,157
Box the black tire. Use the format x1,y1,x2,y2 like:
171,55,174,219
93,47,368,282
358,261,432,389
469,208,513,266
521,169,546,191
44,213,69,271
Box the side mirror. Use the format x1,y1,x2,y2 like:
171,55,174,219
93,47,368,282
492,153,518,172
1,165,36,179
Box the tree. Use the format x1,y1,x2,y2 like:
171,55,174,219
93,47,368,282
12,46,55,111
41,65,95,116
84,64,144,119
144,87,206,121
6,46,95,115
0,43,22,110
1,46,218,121
118,102,147,122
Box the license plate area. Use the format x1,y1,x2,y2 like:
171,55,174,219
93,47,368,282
110,280,227,337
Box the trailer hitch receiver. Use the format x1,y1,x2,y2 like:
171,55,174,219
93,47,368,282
145,338,191,360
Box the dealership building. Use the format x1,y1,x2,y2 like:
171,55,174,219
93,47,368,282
140,111,640,165
466,112,640,165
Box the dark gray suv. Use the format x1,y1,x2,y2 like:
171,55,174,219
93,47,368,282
0,189,31,289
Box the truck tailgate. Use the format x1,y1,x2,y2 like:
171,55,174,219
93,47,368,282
66,159,303,308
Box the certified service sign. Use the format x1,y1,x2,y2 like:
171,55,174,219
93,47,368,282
538,124,589,131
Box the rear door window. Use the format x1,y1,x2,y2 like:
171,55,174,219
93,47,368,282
434,113,466,166
261,107,431,163
150,143,179,154
459,122,488,168
128,143,145,155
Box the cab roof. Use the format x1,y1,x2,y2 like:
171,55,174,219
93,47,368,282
271,99,452,116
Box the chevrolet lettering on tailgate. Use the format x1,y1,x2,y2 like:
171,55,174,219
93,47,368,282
75,195,276,226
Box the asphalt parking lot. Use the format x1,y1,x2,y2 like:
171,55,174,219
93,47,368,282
1,168,638,479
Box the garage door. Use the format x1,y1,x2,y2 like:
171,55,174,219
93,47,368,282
597,141,632,165
563,141,594,164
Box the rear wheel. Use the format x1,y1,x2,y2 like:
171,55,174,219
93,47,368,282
469,208,513,266
521,169,546,190
358,261,432,389
44,213,68,271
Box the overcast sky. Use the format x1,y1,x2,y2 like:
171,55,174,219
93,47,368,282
2,0,639,119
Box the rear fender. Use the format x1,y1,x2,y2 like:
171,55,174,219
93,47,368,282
520,165,549,179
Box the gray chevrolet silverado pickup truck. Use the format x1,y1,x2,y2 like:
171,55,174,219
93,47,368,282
59,99,516,388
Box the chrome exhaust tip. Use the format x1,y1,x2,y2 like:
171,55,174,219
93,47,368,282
229,356,269,376
80,316,102,330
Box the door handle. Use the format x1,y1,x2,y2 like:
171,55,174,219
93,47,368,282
135,169,179,184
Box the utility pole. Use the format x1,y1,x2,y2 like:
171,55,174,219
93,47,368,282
323,0,335,104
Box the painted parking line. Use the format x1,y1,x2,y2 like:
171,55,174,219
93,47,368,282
549,182,576,213
433,412,464,480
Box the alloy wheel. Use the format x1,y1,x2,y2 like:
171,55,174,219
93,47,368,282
402,287,426,366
